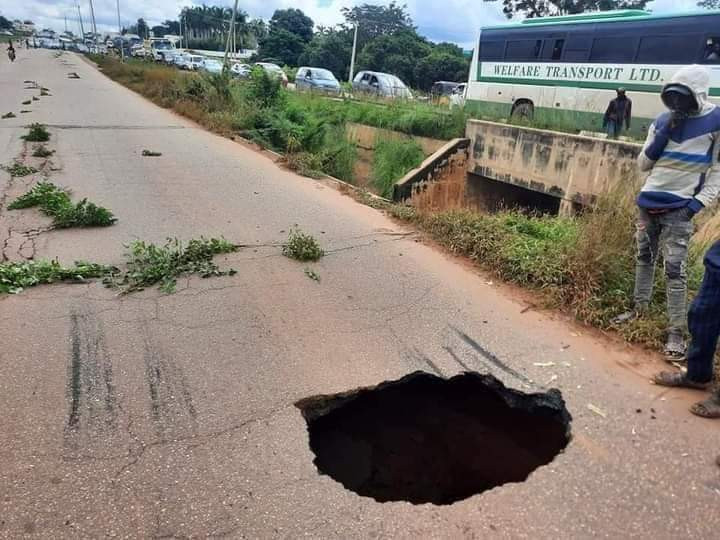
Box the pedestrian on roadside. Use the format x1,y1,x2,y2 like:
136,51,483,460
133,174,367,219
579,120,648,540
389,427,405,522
653,239,720,419
7,40,15,62
614,65,720,359
603,88,632,138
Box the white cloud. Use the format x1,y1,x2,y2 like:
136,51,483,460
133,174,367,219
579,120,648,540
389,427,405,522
0,0,708,48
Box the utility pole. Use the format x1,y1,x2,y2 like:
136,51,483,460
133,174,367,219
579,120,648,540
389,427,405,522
116,0,124,61
77,4,85,41
223,0,239,71
348,23,359,84
88,0,97,41
64,15,68,34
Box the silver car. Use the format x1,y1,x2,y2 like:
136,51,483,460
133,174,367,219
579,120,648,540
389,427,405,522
296,67,341,95
352,70,413,99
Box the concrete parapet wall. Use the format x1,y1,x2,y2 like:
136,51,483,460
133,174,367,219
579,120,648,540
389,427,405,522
466,119,642,206
392,139,470,202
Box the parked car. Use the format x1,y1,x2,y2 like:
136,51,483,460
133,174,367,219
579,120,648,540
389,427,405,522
295,67,341,95
230,62,252,78
430,81,460,98
201,58,224,74
255,62,288,86
164,50,184,66
172,52,190,67
352,71,412,99
130,45,149,58
181,54,205,71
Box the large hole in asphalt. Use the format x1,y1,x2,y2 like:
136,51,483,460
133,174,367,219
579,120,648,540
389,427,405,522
296,371,571,505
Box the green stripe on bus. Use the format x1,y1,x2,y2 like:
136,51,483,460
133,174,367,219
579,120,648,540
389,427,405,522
476,76,663,93
475,76,720,96
463,98,654,139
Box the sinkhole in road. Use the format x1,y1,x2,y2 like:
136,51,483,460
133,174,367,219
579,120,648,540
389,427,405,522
296,371,571,505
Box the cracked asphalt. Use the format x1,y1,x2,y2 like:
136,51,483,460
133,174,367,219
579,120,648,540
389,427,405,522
1,49,720,539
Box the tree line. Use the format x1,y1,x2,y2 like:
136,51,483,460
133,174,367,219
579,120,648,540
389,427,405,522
257,3,470,91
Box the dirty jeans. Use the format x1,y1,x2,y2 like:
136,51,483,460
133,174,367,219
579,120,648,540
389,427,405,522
634,208,694,332
605,120,621,139
686,267,720,383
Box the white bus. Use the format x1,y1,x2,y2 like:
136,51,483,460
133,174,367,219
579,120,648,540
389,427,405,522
467,10,720,136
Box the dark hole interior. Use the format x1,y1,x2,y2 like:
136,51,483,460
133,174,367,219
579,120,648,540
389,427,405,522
296,371,571,505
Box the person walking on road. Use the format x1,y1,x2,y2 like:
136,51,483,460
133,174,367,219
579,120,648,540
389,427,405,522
653,239,720,419
7,40,15,62
603,88,632,138
614,65,720,359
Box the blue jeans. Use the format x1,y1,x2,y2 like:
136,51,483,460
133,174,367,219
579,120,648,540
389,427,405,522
687,267,720,383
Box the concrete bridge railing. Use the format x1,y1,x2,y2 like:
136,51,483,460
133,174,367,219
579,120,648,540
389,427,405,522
465,120,643,212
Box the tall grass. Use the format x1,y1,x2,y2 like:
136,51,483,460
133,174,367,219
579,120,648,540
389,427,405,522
386,182,708,348
372,138,424,198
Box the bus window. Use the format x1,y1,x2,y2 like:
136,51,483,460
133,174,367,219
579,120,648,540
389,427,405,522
637,35,696,64
505,39,542,60
479,40,505,61
703,37,720,63
563,36,591,62
590,37,638,62
540,39,565,61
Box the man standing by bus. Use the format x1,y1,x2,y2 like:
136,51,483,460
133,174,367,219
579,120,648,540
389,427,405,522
603,88,632,138
615,65,720,359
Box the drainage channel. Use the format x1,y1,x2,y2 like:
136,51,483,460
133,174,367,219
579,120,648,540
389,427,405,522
296,371,571,505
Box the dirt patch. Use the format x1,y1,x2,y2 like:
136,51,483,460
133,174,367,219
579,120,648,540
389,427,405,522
296,371,571,505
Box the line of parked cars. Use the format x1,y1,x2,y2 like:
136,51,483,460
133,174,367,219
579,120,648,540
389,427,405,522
130,45,463,104
141,48,291,87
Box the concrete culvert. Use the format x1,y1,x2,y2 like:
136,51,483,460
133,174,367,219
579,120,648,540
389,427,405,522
295,371,571,505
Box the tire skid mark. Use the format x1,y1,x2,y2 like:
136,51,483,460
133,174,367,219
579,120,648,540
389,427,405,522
142,327,197,439
64,308,117,451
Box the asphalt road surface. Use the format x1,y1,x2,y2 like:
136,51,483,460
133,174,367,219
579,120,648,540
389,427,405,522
1,49,719,539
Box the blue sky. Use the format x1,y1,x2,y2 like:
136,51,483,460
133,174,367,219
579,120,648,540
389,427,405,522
1,0,705,48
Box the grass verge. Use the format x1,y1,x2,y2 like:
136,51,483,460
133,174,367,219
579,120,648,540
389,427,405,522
8,181,117,228
365,185,713,349
85,56,467,189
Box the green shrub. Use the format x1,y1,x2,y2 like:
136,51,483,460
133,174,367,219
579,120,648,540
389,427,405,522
32,145,54,158
8,182,116,228
22,123,50,142
2,162,37,177
0,260,111,294
282,228,324,262
105,237,237,294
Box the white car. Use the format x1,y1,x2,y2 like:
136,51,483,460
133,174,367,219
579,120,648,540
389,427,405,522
172,52,190,67
201,58,223,74
181,55,205,71
131,45,149,58
230,63,252,78
255,62,288,86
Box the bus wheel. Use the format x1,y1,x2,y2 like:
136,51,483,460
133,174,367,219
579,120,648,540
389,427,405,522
511,101,534,120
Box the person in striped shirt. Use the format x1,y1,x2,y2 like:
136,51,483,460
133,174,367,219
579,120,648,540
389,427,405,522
615,65,720,359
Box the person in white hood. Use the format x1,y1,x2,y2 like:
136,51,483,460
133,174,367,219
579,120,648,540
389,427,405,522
615,65,720,358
